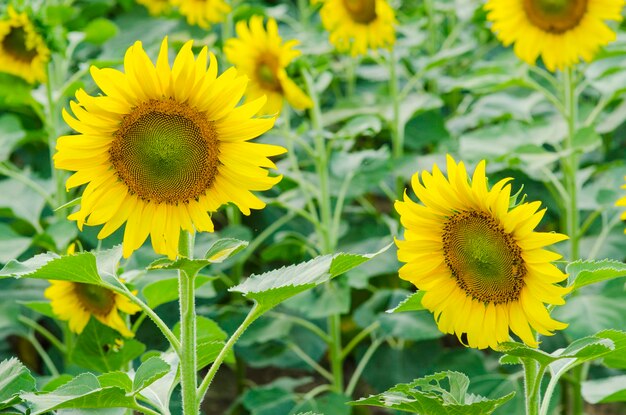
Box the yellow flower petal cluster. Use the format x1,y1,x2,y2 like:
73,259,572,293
485,0,624,71
396,156,571,349
45,280,140,337
315,0,396,56
170,0,231,28
136,0,171,16
54,37,285,259
224,16,312,115
0,6,50,83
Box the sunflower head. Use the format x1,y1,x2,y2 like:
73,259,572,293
318,0,396,56
395,155,571,349
0,6,50,83
485,0,624,71
54,37,285,260
171,0,231,28
224,16,313,115
136,0,171,16
45,280,140,337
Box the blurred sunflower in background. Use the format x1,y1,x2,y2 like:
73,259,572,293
136,0,171,16
314,0,396,56
396,156,571,349
224,16,312,115
485,0,624,71
45,281,140,337
171,0,230,28
0,6,50,83
54,37,285,259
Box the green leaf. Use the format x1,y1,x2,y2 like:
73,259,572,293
554,295,626,339
582,375,626,404
70,319,145,373
21,373,136,414
231,245,390,311
566,259,626,290
83,18,118,45
292,393,350,415
19,301,56,319
350,371,514,414
136,352,178,415
0,358,36,409
98,372,132,392
596,329,626,369
132,356,169,394
0,223,31,263
142,275,215,309
148,238,248,276
387,291,426,313
0,115,25,162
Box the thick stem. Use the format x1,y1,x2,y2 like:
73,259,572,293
178,231,197,415
45,62,66,216
389,50,405,198
562,67,579,260
197,303,263,402
523,359,544,415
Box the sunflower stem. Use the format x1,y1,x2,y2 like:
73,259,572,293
523,358,544,415
178,230,198,415
389,49,405,198
45,61,66,217
562,67,579,260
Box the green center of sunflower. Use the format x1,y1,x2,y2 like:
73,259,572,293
2,26,37,63
110,99,220,204
342,0,377,24
256,59,282,92
442,210,526,304
73,283,116,316
523,0,588,33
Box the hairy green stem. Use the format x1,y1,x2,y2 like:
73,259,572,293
178,230,197,415
345,337,383,396
18,315,66,354
28,333,59,377
197,303,263,402
523,359,544,415
562,67,579,260
45,62,66,216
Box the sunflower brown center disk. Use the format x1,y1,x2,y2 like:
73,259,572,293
442,210,526,304
73,283,116,316
523,0,588,33
342,0,377,24
110,99,220,204
2,27,37,63
256,57,282,92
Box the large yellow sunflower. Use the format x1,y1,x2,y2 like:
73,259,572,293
485,0,624,72
315,0,396,56
171,0,231,29
395,156,571,349
136,0,171,16
224,16,312,115
54,37,285,260
45,281,140,337
0,6,50,83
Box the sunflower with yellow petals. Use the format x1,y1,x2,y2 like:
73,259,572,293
315,0,396,56
136,0,171,16
54,37,285,260
224,16,312,115
0,6,50,83
485,0,624,72
45,281,140,337
171,0,231,28
395,156,571,349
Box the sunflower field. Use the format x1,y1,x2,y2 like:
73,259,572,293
2,0,626,414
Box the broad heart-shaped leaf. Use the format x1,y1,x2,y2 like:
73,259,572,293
582,375,626,404
148,238,248,276
70,319,145,373
350,371,514,414
387,291,426,313
0,246,123,286
0,357,36,410
132,356,169,394
98,372,132,392
567,259,626,290
231,245,390,311
599,329,626,369
21,373,136,414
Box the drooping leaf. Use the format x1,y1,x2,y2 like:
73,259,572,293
566,259,626,290
350,371,514,414
0,358,36,410
21,373,136,415
132,356,169,394
0,223,31,263
137,352,179,415
582,375,626,404
231,245,390,311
